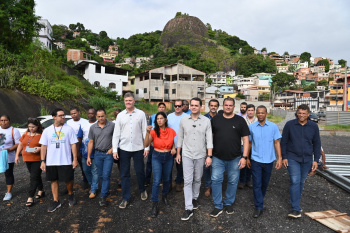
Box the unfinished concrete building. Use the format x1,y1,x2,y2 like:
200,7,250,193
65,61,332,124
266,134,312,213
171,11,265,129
134,63,206,102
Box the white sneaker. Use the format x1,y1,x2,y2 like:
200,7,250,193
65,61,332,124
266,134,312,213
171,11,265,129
3,193,12,201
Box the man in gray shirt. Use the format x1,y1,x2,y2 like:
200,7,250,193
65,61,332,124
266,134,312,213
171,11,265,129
87,109,115,207
176,97,213,221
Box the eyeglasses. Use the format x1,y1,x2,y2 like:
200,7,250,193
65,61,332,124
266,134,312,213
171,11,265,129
57,115,65,117
174,105,182,108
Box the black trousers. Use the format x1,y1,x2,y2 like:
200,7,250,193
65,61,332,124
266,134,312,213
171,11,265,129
4,163,14,185
26,161,43,197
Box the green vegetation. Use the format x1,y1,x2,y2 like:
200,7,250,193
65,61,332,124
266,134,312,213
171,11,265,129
323,124,350,131
267,114,284,123
300,52,311,64
316,59,330,72
271,72,295,92
236,54,276,77
338,59,346,67
40,105,51,116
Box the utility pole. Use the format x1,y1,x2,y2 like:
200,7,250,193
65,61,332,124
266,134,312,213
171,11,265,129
344,61,348,111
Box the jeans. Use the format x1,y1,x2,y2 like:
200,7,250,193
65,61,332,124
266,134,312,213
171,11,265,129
211,156,240,209
239,146,251,183
82,157,99,193
251,160,273,210
203,165,212,188
119,149,146,201
145,146,154,184
182,156,205,210
287,159,313,212
94,151,114,197
151,151,173,202
170,149,183,185
26,161,43,197
77,155,88,183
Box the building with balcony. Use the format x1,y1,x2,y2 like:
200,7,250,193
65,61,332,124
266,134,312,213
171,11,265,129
134,63,206,102
237,77,256,90
74,61,128,96
36,19,53,51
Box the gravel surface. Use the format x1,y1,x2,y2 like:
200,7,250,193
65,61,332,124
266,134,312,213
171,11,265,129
0,135,349,233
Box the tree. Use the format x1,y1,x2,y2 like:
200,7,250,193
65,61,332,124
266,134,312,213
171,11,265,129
268,52,277,56
281,62,288,66
338,59,347,68
300,52,311,64
52,24,70,41
318,79,328,87
206,78,213,85
283,51,289,56
0,0,42,53
288,65,297,72
236,54,276,77
271,72,295,91
316,59,330,72
303,84,316,91
261,47,267,52
99,31,108,39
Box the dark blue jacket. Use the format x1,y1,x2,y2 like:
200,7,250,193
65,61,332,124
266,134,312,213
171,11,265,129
281,119,321,163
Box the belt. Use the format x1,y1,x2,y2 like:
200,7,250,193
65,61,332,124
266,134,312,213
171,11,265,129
96,149,109,153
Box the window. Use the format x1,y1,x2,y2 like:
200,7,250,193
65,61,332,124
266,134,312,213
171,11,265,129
164,89,169,94
172,89,176,94
95,65,101,73
155,87,158,91
109,83,116,89
131,79,135,85
136,89,139,94
144,88,147,93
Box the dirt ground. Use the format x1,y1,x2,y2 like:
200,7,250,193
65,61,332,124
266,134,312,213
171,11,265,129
0,135,349,233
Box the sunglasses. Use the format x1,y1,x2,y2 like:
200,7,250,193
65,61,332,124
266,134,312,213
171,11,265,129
28,117,39,123
174,105,182,108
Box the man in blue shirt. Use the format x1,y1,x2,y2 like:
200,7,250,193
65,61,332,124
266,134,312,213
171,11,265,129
203,99,219,197
248,105,282,218
182,100,191,115
145,102,166,186
281,104,321,219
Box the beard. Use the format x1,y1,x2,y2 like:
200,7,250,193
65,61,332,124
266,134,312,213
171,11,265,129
240,109,247,114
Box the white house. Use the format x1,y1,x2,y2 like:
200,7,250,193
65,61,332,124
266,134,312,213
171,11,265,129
37,19,53,51
237,77,256,90
207,71,227,86
74,61,128,96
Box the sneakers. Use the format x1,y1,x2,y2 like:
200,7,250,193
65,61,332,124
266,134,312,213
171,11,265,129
141,191,148,201
3,192,12,201
288,210,302,218
210,208,223,218
225,205,234,215
192,199,200,210
181,210,193,221
204,187,211,197
47,201,61,213
99,197,107,207
119,200,129,209
89,193,97,199
68,193,77,207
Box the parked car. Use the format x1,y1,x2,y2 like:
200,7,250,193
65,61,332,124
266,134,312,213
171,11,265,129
309,113,319,123
17,115,72,136
317,111,326,117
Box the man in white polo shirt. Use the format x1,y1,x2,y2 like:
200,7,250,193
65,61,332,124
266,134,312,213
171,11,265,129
40,108,78,213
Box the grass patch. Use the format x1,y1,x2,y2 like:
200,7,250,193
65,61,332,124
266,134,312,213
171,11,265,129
267,114,285,123
322,124,350,131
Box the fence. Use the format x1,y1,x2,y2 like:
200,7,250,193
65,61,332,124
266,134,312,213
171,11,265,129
326,111,350,125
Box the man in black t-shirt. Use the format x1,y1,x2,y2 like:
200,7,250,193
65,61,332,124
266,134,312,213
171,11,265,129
209,97,250,218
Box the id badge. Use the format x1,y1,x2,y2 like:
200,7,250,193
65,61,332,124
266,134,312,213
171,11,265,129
56,142,60,149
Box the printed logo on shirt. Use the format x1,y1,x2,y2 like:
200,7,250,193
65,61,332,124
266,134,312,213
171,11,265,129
52,132,65,140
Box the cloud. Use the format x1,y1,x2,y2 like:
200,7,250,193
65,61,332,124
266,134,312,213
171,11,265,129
35,0,350,63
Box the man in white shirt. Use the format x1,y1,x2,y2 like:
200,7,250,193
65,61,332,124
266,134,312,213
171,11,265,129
113,92,149,209
40,108,78,213
67,107,89,188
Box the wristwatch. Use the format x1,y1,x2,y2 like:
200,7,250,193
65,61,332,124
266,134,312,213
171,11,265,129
207,155,213,159
242,156,248,160
40,160,45,163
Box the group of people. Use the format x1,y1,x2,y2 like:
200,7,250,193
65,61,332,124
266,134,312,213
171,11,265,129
0,92,323,220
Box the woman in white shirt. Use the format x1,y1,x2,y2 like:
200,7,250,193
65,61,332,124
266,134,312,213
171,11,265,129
0,115,21,201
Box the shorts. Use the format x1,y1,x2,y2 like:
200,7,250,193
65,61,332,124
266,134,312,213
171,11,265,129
46,165,74,182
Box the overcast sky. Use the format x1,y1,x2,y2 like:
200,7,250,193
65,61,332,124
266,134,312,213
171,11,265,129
35,0,350,65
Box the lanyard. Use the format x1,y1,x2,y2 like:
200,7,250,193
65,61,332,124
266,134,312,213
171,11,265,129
54,125,64,140
27,133,36,145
